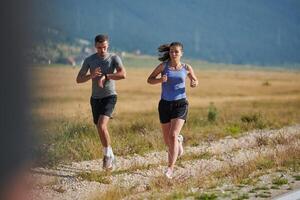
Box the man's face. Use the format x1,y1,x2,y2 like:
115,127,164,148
95,41,109,56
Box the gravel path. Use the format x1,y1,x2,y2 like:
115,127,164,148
29,125,300,200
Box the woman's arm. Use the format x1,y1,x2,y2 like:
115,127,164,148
186,64,198,88
147,63,167,84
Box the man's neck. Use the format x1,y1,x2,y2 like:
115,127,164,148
97,52,109,58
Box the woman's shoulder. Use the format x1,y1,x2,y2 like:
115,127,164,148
162,61,168,65
158,62,167,68
182,63,192,70
181,63,187,69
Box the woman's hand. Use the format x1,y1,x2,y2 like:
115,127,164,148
190,79,198,87
186,64,198,88
161,74,168,83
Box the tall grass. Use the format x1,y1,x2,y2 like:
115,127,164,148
31,66,300,166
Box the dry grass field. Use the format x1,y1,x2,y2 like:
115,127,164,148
30,63,300,166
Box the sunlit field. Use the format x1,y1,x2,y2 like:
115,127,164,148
31,58,300,166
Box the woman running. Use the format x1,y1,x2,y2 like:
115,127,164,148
147,42,198,178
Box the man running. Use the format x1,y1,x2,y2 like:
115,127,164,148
76,34,126,169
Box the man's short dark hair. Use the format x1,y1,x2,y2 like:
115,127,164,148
95,34,109,44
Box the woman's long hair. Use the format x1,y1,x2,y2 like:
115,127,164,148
158,42,183,62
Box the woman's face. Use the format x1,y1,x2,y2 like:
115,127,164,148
169,45,183,61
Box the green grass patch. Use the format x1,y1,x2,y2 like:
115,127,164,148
181,151,213,161
271,185,280,190
166,191,187,200
232,193,249,200
294,175,300,181
282,158,300,171
78,171,111,184
91,185,132,200
256,158,275,170
255,193,271,198
225,124,241,137
272,177,288,186
252,186,269,191
240,178,258,186
195,193,218,200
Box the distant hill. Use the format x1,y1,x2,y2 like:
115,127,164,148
31,0,300,66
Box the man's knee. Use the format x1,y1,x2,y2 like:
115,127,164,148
97,122,108,133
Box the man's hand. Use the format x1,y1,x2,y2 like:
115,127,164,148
98,75,106,88
91,67,103,79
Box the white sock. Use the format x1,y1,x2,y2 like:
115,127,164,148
108,147,114,158
103,146,114,158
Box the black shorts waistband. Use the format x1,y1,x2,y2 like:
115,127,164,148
160,98,186,103
160,98,187,103
91,95,117,100
160,98,188,107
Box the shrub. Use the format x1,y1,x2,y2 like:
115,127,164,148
207,102,218,122
240,113,267,130
262,80,271,86
225,124,241,137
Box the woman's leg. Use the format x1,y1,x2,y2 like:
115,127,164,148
161,123,171,163
168,118,185,171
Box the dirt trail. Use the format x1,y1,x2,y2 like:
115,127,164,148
30,125,300,200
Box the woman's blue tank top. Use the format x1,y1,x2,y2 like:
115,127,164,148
161,62,187,101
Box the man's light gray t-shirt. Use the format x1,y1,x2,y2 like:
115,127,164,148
79,53,123,99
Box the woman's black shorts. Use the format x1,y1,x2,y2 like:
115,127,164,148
90,95,117,124
158,98,189,124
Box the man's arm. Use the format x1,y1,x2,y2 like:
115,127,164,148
76,72,91,83
76,60,91,83
106,66,126,80
76,59,102,83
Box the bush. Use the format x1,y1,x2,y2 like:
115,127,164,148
225,124,241,137
240,113,267,130
207,102,218,122
262,80,271,86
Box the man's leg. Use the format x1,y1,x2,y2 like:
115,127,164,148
97,115,111,148
97,115,115,169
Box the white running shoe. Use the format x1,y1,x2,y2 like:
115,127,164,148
178,134,184,157
103,156,115,170
164,168,173,179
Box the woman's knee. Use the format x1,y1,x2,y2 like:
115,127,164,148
168,134,177,142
